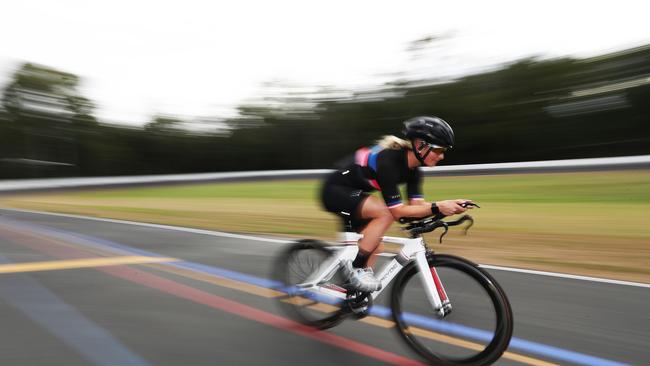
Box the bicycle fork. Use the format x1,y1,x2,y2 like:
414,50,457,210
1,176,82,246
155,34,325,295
415,251,452,317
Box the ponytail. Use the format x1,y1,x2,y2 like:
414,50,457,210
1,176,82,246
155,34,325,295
375,135,412,150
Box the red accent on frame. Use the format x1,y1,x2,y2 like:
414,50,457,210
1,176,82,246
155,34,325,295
430,267,448,302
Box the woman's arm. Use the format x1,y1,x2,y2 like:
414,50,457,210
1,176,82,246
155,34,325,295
390,199,474,219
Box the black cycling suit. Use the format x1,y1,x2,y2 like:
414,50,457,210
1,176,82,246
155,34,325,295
321,145,423,232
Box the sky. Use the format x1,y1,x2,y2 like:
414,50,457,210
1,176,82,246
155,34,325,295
1,0,649,126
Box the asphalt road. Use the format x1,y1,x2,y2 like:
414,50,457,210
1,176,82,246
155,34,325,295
0,208,648,366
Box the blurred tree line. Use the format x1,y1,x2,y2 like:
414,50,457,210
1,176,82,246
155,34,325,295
1,45,649,178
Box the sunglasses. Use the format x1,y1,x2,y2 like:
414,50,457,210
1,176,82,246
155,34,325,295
418,142,448,154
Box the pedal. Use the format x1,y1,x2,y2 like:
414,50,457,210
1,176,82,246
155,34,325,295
345,291,373,319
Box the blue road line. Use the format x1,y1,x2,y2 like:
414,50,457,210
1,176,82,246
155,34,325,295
8,219,631,366
397,310,496,342
0,254,151,366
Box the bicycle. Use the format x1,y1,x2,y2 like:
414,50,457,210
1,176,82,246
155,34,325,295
272,207,513,366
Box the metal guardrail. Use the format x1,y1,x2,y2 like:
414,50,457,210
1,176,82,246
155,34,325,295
1,155,649,193
421,154,650,175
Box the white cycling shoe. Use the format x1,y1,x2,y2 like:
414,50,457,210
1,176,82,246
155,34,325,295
342,261,382,292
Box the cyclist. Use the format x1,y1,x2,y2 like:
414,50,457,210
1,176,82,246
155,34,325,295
320,116,474,292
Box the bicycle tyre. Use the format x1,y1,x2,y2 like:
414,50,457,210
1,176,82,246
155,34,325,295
391,254,513,366
272,239,345,330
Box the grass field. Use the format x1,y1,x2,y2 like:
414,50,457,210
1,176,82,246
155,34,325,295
2,170,649,282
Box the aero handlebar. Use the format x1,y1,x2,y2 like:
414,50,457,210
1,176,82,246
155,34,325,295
399,202,480,242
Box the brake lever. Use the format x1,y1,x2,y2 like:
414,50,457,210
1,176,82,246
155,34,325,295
458,202,478,235
437,214,474,241
462,216,474,235
438,222,449,243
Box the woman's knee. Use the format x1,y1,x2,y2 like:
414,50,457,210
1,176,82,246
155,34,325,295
377,207,393,223
361,197,390,217
360,198,393,226
369,208,393,234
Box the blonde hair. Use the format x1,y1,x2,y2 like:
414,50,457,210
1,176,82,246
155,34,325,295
376,135,412,150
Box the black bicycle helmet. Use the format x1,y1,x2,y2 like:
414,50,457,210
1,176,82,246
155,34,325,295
403,116,455,164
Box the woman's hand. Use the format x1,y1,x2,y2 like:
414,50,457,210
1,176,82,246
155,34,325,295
435,199,475,216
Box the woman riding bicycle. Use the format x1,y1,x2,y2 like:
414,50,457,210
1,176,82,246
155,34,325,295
321,116,474,292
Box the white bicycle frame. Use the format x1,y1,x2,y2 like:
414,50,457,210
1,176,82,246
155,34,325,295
296,231,451,316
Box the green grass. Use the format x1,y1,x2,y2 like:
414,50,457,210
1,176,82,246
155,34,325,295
418,171,650,204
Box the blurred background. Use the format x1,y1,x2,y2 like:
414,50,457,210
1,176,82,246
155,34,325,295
1,1,649,178
1,3,650,365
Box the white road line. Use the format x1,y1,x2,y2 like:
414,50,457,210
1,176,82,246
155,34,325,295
2,207,649,289
478,264,650,289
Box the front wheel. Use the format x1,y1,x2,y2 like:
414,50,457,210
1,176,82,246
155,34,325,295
391,254,513,366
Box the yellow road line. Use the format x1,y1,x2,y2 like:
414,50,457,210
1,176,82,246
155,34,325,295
0,256,177,274
359,315,396,328
503,352,559,366
280,299,340,314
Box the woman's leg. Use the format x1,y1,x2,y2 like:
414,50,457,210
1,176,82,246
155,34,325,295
357,196,393,268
